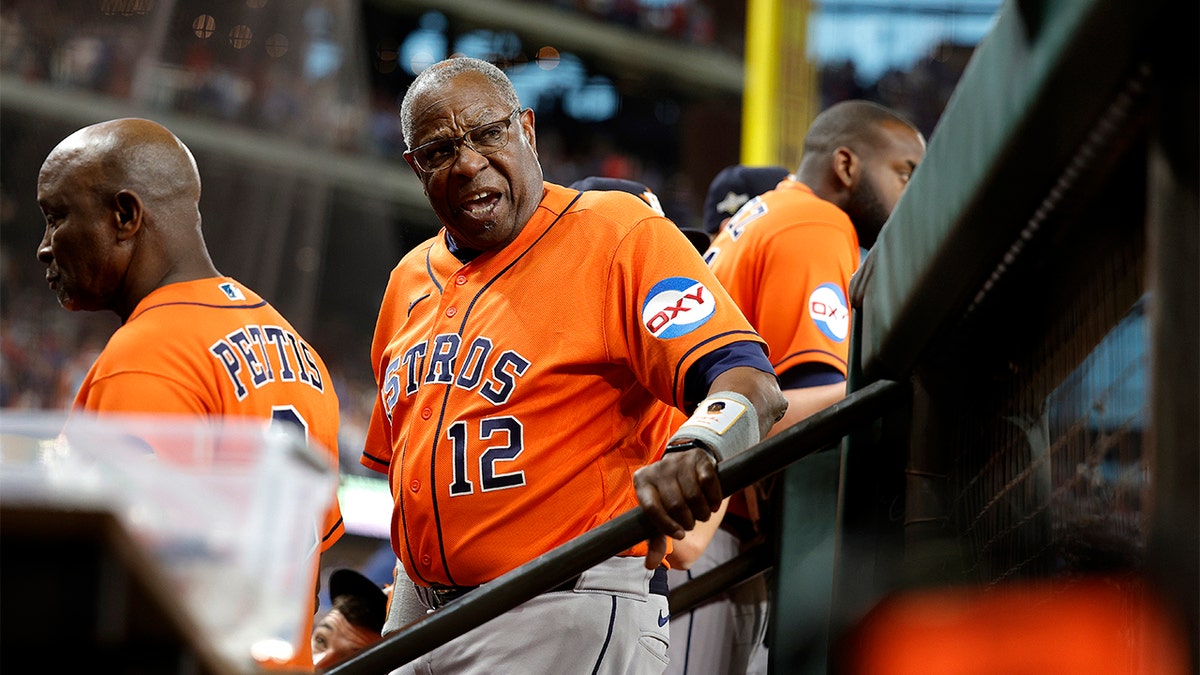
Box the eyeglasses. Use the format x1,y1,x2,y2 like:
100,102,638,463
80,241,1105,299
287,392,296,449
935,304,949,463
406,109,523,173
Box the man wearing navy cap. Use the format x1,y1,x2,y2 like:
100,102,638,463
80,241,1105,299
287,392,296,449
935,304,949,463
701,165,790,235
571,176,712,253
312,569,387,670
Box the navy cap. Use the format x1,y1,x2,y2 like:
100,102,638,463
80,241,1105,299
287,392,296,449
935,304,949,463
570,176,709,254
570,176,664,215
702,165,790,234
329,569,387,633
678,228,712,254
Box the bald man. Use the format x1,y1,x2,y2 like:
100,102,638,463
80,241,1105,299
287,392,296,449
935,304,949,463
698,100,926,674
707,99,925,435
36,118,345,672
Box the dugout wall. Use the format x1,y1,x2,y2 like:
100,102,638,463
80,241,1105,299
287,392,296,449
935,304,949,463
766,0,1198,673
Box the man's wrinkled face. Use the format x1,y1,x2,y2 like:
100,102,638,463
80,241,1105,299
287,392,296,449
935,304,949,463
36,149,126,312
404,72,543,251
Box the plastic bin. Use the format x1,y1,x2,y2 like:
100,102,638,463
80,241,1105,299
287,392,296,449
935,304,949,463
0,410,337,671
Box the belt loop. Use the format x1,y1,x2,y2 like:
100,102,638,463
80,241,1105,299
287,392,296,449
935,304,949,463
413,583,435,611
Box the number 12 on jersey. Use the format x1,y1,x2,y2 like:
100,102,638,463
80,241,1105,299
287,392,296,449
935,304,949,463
447,417,526,496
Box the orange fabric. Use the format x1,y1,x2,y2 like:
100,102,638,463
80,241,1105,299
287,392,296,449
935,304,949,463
74,277,344,671
706,178,859,378
706,179,859,531
362,182,765,588
726,489,754,521
840,577,1191,675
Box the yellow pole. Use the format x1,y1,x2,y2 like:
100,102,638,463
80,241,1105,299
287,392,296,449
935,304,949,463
741,0,818,169
741,0,779,165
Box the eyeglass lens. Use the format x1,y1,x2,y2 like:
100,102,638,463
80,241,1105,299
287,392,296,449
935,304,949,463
414,112,517,172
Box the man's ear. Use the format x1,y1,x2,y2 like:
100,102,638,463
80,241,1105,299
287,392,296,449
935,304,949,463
112,189,143,241
832,146,859,190
519,107,537,155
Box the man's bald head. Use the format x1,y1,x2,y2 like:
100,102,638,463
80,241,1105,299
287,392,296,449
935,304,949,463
794,100,926,247
42,118,202,213
36,118,217,321
799,100,919,167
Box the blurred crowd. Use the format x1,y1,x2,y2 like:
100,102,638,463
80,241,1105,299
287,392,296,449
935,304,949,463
0,239,380,478
0,0,977,473
0,1,969,195
553,0,725,48
0,249,116,411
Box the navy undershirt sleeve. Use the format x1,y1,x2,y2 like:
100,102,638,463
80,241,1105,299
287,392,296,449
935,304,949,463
778,363,845,390
682,341,776,408
683,345,847,409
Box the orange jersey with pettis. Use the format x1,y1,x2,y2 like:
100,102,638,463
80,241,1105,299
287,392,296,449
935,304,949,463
362,182,766,589
705,178,859,379
73,276,343,670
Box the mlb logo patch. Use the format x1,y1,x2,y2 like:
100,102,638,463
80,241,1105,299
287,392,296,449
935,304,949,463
218,282,245,301
642,277,716,338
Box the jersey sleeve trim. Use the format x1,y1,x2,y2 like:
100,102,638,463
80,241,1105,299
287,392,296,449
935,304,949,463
686,340,775,402
778,363,846,389
671,329,766,409
321,516,345,547
773,348,848,373
360,450,390,473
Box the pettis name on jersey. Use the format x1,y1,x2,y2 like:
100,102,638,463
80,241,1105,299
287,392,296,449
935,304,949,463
210,324,326,400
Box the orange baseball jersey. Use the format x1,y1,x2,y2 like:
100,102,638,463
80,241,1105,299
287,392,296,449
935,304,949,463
705,178,859,378
361,182,766,588
72,276,344,669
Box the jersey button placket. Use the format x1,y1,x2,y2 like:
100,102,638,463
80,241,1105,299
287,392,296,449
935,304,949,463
409,479,420,493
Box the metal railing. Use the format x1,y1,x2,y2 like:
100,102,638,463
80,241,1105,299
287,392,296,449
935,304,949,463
326,378,907,675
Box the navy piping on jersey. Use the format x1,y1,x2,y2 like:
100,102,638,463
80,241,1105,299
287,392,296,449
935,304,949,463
361,448,389,467
397,440,426,585
424,242,444,294
672,329,763,408
321,517,343,545
773,348,848,371
420,193,581,586
130,299,268,321
407,293,431,316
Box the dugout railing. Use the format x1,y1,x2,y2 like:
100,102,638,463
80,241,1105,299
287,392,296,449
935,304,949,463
325,379,908,674
328,0,1197,672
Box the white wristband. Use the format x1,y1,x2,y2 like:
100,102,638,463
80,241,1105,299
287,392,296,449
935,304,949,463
667,391,760,463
